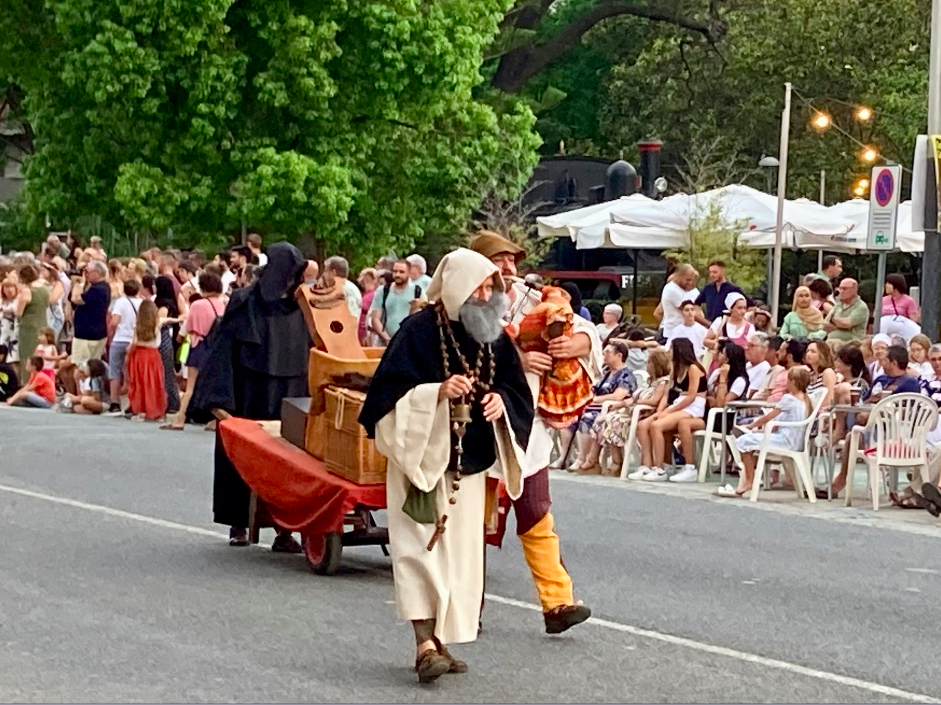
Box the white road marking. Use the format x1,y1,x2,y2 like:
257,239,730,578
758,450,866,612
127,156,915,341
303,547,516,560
1,481,939,704
0,483,224,538
487,593,941,704
905,567,941,575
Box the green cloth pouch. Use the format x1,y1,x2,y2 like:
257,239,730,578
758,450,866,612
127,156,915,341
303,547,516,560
402,483,437,524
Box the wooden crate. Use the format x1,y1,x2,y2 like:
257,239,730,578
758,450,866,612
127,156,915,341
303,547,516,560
308,347,384,416
322,386,387,485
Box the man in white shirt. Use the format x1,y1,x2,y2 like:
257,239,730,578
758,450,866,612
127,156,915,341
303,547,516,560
666,299,708,357
744,332,772,394
658,263,699,340
107,279,143,414
324,255,362,321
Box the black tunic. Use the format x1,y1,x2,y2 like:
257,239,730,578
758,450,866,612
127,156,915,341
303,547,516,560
359,305,533,475
194,242,311,527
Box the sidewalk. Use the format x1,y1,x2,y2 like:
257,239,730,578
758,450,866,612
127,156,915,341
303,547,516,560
552,467,941,537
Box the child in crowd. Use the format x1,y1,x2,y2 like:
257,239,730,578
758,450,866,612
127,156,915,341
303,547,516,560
126,299,167,421
718,366,813,497
65,359,110,414
34,326,64,380
5,355,56,408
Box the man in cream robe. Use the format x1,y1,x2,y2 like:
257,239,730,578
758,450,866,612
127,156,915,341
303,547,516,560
469,231,601,634
360,248,534,683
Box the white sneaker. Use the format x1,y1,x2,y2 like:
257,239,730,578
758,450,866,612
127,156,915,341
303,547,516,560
627,465,652,480
643,467,669,482
669,464,698,483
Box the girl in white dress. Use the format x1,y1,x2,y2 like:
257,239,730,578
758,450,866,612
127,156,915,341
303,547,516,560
721,366,812,497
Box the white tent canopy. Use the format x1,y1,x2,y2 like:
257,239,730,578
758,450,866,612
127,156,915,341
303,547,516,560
537,184,860,251
535,193,660,249
827,198,924,253
609,185,858,251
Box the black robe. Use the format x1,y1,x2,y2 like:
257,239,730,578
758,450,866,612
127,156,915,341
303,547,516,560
195,242,312,527
359,305,533,475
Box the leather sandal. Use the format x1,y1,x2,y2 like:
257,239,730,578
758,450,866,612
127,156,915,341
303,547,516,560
543,603,591,634
414,648,450,684
432,638,467,674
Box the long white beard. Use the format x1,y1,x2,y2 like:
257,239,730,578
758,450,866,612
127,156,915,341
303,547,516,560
459,292,507,344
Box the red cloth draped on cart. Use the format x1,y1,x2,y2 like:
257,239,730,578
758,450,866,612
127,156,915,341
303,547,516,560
218,417,386,534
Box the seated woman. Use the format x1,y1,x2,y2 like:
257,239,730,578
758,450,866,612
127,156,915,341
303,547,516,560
805,340,837,408
570,341,637,475
717,367,813,497
598,348,672,476
703,293,754,353
826,344,870,443
707,339,750,429
868,334,890,380
780,286,826,341
633,338,706,483
908,334,933,379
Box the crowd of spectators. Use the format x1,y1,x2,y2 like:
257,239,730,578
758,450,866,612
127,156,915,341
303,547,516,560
563,256,941,509
0,232,434,426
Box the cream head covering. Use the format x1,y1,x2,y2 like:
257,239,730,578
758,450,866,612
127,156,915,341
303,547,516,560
426,248,506,321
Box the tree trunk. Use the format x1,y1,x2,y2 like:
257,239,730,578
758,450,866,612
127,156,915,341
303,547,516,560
491,1,726,94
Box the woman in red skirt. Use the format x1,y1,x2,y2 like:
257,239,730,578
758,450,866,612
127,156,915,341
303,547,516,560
127,299,168,421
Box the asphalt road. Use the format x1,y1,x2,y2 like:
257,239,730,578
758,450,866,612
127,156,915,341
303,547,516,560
2,406,941,703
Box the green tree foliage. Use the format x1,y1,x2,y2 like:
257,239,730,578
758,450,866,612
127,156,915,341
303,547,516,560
1,1,541,262
599,0,931,200
664,200,766,292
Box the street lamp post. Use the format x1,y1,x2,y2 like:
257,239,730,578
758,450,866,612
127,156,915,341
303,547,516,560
817,169,827,270
759,155,779,194
770,83,792,326
759,155,780,297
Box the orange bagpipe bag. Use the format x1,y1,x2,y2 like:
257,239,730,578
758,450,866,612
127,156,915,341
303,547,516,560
509,286,593,429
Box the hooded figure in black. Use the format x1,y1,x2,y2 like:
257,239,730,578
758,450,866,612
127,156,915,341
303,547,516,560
193,241,312,550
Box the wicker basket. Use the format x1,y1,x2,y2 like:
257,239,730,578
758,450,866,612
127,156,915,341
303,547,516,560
322,386,387,485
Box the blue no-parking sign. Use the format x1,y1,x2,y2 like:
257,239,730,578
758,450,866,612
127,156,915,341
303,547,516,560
866,165,901,251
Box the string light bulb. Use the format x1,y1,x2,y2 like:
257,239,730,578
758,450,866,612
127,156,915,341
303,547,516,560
811,112,832,131
855,106,873,122
860,146,878,163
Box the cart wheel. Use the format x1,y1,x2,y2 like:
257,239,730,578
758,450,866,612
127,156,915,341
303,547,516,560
303,532,343,575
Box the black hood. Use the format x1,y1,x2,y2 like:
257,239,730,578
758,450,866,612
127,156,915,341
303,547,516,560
258,242,306,303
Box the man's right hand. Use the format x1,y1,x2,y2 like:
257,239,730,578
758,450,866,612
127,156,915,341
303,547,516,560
521,351,553,375
439,375,474,401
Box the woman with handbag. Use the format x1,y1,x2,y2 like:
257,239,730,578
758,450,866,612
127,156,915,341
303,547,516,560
880,274,922,342
702,292,754,373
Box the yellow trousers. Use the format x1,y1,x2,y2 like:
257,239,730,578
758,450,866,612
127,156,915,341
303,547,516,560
518,512,574,611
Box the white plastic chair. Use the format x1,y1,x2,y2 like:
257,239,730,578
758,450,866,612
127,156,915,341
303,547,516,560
632,369,650,390
748,389,828,503
693,407,753,482
842,393,938,510
618,403,657,479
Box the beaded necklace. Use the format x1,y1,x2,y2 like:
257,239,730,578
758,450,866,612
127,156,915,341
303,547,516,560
426,303,495,551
